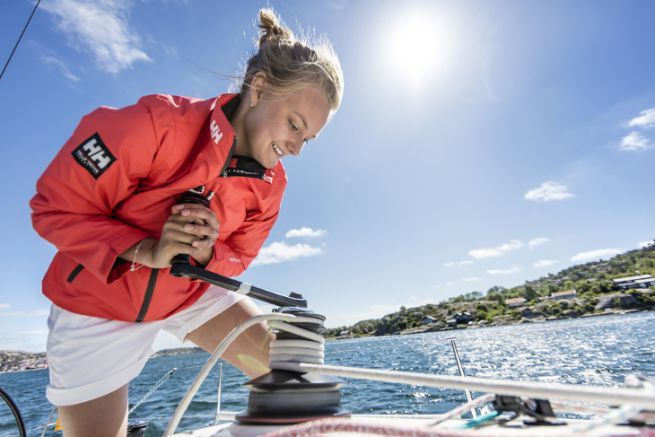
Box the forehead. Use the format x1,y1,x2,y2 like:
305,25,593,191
276,86,331,133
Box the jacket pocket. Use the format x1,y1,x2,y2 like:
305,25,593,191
135,268,159,322
67,264,84,283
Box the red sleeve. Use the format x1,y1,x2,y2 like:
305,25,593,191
29,95,173,284
203,177,287,277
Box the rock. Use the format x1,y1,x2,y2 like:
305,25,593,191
427,321,447,331
0,350,48,372
561,309,581,318
595,294,638,311
521,308,547,319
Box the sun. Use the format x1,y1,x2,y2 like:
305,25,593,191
383,7,455,90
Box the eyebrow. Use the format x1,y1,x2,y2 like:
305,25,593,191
293,111,317,139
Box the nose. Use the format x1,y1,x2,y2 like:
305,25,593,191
286,139,304,156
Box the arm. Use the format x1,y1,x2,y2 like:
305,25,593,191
30,95,173,283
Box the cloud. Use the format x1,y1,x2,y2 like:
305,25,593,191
620,132,653,151
524,181,574,202
285,227,326,238
443,260,474,268
487,266,520,275
39,54,81,81
570,248,623,262
0,309,50,317
528,237,549,249
639,241,654,249
251,242,323,266
533,259,558,268
0,303,10,309
462,276,481,282
41,0,151,74
469,240,523,259
627,108,655,129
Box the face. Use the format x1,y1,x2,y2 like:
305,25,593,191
240,81,332,169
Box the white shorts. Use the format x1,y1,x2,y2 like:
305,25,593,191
46,285,245,406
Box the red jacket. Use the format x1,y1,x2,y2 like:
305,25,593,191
30,93,286,322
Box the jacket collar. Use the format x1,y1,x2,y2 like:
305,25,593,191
210,93,275,184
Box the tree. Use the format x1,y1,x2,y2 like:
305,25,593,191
522,285,538,302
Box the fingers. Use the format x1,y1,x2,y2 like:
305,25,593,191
172,204,220,229
164,216,218,244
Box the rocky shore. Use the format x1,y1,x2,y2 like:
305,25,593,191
0,350,48,372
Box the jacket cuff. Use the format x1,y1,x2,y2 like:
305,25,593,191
202,242,246,277
102,228,151,284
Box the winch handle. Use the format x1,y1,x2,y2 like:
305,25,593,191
170,262,307,308
169,191,307,308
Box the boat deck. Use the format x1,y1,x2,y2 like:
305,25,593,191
175,412,652,436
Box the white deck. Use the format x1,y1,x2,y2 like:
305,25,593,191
174,412,648,436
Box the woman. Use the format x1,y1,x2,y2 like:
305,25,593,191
29,9,343,436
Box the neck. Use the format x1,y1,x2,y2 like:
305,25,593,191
230,97,251,157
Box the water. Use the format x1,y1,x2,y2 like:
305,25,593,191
1,312,654,436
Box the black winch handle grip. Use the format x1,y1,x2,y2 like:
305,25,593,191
169,191,307,308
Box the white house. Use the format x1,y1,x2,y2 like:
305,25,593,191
548,289,577,300
613,275,655,290
505,297,526,308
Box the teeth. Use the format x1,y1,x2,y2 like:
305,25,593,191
272,143,283,156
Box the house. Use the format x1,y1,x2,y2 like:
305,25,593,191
612,275,655,290
548,289,577,300
420,316,436,325
505,297,526,308
454,312,473,324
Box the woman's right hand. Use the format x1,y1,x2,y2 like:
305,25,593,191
145,212,204,268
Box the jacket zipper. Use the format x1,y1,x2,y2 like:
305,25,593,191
135,269,159,322
67,264,84,282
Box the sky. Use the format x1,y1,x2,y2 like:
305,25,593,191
1,0,654,352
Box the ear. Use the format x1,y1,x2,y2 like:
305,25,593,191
250,72,268,106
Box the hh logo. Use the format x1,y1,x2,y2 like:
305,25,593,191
210,119,223,144
71,133,116,179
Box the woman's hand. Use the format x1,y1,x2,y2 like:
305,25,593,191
146,204,220,268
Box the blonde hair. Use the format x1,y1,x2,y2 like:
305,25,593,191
241,8,344,112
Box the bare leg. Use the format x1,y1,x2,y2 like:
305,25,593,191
57,385,128,437
186,298,273,378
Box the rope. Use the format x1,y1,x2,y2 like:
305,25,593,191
164,313,321,436
128,368,177,415
268,320,325,370
260,417,496,437
429,394,495,427
0,0,42,81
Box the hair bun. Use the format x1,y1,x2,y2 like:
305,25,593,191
258,8,293,46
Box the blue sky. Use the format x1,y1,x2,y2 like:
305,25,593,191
1,0,654,352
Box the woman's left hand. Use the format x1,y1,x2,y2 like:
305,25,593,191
171,203,220,265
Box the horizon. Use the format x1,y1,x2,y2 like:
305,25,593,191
1,0,654,352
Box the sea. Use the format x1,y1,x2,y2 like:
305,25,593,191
1,312,653,436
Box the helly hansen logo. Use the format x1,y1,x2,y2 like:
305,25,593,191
210,119,223,144
71,133,116,179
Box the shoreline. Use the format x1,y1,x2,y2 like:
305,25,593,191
326,308,650,341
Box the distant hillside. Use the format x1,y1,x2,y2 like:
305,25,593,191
324,241,655,338
0,351,47,372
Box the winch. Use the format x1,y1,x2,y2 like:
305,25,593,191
170,190,349,424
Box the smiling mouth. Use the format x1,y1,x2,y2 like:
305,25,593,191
272,142,283,157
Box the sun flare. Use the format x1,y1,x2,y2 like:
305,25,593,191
383,8,454,89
